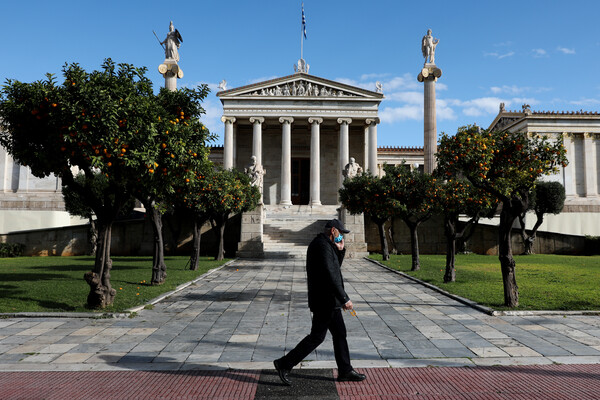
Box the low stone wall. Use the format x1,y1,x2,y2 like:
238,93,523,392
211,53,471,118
365,216,585,255
0,214,242,258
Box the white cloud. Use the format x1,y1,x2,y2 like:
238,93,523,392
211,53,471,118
436,82,448,91
570,98,600,106
557,46,575,54
379,105,422,123
490,85,525,95
384,91,422,104
484,51,515,59
532,48,548,58
360,72,390,81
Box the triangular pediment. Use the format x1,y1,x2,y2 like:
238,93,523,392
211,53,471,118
217,73,383,101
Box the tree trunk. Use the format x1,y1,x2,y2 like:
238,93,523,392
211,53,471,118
84,220,116,308
88,217,98,256
444,217,456,283
190,216,203,271
499,202,520,307
386,218,398,255
375,218,389,261
146,203,167,285
212,213,229,261
407,220,421,271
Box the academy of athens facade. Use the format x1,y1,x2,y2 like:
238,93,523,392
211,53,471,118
217,72,383,207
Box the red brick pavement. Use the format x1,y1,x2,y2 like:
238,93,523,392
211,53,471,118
336,364,600,400
2,364,600,399
0,370,260,400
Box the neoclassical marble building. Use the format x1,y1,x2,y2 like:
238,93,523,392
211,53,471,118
217,71,384,206
488,105,600,236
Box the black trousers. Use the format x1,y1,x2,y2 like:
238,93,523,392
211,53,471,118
278,308,352,374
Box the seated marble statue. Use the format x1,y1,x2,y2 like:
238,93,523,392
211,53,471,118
244,156,266,188
343,157,363,179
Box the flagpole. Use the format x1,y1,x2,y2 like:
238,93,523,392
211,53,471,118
300,3,304,61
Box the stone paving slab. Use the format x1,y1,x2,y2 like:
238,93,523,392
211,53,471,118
0,258,600,373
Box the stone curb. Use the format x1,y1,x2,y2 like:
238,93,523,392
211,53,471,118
3,355,600,372
364,257,600,317
0,259,237,319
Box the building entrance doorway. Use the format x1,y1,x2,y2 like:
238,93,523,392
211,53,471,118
291,158,310,205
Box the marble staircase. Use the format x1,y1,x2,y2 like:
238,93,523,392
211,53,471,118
262,205,340,259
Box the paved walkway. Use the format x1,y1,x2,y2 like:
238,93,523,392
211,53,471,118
1,258,600,398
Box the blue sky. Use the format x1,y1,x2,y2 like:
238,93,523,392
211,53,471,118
1,0,597,147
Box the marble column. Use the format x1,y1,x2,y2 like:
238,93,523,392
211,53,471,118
366,118,379,175
583,133,598,197
250,117,264,166
338,118,351,188
309,117,323,206
221,116,236,170
418,65,442,174
279,117,294,206
563,133,576,197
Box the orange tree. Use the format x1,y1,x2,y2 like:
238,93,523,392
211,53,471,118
436,125,568,307
177,164,260,262
339,172,393,260
433,178,497,282
383,164,438,271
0,59,211,308
129,86,212,285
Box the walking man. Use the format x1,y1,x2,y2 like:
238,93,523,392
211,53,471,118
273,219,366,385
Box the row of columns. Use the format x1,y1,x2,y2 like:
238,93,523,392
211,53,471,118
221,116,379,205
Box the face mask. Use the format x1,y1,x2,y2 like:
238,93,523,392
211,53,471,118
334,233,344,243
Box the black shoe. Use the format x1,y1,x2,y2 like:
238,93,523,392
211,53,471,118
337,369,366,382
273,359,292,386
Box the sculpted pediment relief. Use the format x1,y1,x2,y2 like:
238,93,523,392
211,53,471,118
218,74,381,100
246,79,357,98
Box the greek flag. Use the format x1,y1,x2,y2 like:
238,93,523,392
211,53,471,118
302,4,307,39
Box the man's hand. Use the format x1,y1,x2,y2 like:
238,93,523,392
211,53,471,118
335,237,345,251
343,300,353,310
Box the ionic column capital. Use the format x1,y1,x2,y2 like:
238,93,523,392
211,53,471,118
337,118,352,125
249,116,265,124
308,117,323,125
279,117,294,124
365,118,380,125
221,116,236,124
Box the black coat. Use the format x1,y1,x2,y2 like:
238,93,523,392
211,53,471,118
306,233,350,312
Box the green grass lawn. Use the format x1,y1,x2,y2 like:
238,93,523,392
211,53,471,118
0,256,229,313
370,253,600,311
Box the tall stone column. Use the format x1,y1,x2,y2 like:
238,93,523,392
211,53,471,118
418,65,442,174
221,116,236,170
309,117,323,206
250,117,264,166
279,117,294,206
583,133,598,197
366,118,379,175
338,118,351,188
